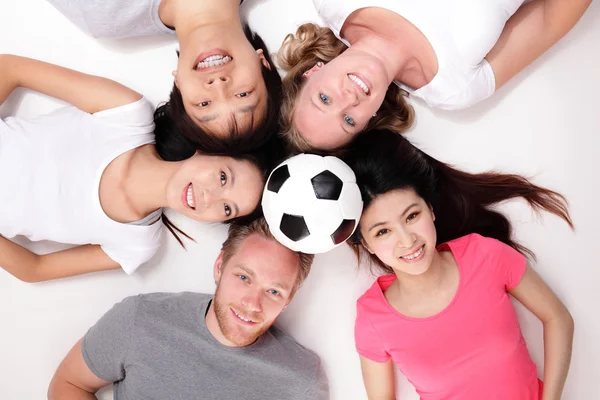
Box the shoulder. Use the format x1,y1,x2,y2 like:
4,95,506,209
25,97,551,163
357,275,394,313
263,325,323,373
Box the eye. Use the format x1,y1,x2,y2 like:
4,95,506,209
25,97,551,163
375,228,390,237
319,93,330,104
239,275,248,282
198,101,211,108
268,289,280,296
220,171,227,186
406,212,420,223
344,115,355,127
224,204,232,217
236,92,250,98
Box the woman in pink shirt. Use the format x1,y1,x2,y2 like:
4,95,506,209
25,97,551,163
342,130,574,400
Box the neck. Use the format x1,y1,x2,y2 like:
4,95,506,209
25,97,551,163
160,0,242,37
393,250,449,295
123,145,179,217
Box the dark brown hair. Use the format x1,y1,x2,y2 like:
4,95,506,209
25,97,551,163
342,130,573,275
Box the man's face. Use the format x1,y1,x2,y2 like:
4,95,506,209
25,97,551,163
211,234,300,346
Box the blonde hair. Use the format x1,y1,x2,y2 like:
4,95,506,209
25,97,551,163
222,218,314,296
277,23,415,153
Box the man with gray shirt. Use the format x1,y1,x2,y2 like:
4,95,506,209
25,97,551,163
48,219,328,399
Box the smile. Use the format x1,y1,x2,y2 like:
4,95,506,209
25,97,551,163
185,183,195,210
348,73,370,95
231,309,257,325
400,245,425,261
196,54,232,69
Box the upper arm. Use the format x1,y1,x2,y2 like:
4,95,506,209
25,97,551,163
34,245,121,282
48,339,110,397
486,0,592,89
509,265,573,325
0,54,141,113
360,356,396,400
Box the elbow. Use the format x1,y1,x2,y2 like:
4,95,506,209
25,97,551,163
15,258,45,283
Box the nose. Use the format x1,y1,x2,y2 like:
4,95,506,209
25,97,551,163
340,87,360,108
206,75,230,85
395,228,416,250
241,290,262,313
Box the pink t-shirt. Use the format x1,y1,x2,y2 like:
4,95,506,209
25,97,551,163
355,233,541,399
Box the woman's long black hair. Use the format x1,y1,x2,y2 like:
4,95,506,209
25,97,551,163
342,130,573,274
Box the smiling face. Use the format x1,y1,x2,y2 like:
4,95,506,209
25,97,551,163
211,234,300,347
293,49,390,150
165,154,263,222
174,33,270,137
360,188,438,276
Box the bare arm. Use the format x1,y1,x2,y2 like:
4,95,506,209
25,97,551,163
0,54,142,112
360,356,396,400
509,266,574,400
0,236,121,283
486,0,592,89
48,339,110,400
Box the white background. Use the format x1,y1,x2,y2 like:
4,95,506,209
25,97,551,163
0,0,599,399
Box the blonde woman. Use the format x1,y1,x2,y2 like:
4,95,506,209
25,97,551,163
278,0,591,152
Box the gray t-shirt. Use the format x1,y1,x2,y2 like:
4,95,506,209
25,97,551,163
47,0,173,38
82,292,329,400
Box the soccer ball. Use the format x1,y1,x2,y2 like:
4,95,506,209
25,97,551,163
261,154,363,254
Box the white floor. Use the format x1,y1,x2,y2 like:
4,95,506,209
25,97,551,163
1,1,599,399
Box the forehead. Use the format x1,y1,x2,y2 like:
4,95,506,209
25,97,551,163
227,234,299,285
363,188,423,219
293,99,347,150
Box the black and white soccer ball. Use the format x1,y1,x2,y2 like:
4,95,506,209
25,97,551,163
261,154,363,254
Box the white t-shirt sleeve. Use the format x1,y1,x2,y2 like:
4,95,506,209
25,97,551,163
101,242,161,275
436,60,497,110
93,97,155,131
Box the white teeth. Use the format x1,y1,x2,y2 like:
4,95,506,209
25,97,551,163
235,311,252,323
186,185,195,209
348,74,369,94
402,246,424,260
196,55,232,69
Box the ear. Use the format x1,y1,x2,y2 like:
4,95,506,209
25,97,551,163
430,206,436,222
361,238,375,255
255,48,271,70
213,251,225,283
172,70,179,88
301,62,325,80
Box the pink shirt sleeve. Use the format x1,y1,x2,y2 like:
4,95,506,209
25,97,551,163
354,301,390,363
480,235,527,290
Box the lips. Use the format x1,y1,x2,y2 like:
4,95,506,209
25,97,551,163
231,308,258,326
193,49,233,71
348,73,371,95
399,245,425,262
183,183,195,210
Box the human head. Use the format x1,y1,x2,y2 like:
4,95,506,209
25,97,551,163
278,23,414,153
210,218,314,346
342,129,573,274
154,26,283,155
164,153,265,223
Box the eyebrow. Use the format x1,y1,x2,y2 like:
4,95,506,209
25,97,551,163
367,202,419,232
237,266,291,292
196,100,260,124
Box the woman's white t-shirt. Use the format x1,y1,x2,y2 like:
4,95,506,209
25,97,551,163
313,0,525,110
0,97,163,274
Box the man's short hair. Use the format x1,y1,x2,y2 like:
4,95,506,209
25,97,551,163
222,218,314,296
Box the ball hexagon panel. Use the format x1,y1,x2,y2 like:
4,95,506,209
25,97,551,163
323,156,357,183
274,176,319,216
337,183,363,219
285,153,327,181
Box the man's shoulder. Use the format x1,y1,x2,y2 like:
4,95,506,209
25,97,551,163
127,292,211,318
261,325,322,370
